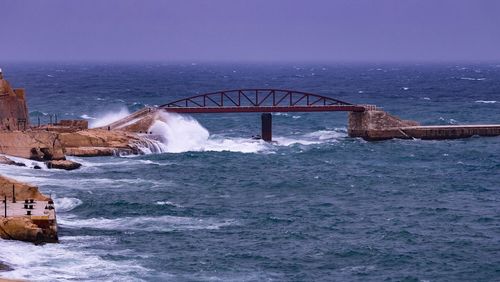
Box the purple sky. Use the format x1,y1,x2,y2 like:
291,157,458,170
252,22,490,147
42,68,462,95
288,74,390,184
2,0,500,62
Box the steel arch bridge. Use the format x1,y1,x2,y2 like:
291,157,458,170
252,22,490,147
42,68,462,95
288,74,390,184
159,89,367,113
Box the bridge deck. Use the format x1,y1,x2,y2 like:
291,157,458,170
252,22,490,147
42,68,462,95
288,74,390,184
163,105,366,113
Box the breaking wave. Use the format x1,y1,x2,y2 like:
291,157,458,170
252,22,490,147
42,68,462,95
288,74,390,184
459,77,486,81
475,100,497,104
0,236,149,281
147,112,346,154
58,215,235,232
54,197,83,212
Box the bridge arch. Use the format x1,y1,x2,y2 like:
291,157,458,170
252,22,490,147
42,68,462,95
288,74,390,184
159,89,366,113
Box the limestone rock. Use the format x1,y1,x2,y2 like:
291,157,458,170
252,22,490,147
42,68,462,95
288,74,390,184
59,129,144,157
0,261,13,272
0,156,25,167
0,217,43,243
0,131,65,160
0,175,49,201
46,160,82,170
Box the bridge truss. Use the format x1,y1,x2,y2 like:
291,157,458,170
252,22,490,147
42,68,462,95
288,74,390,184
159,89,366,113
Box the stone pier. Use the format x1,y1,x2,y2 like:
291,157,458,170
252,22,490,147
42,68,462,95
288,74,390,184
0,175,58,243
348,109,500,140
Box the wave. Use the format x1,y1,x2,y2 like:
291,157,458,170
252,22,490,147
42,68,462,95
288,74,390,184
53,197,82,212
475,100,497,104
155,201,183,207
459,77,486,81
58,215,236,232
0,154,48,169
0,236,149,281
147,112,346,154
79,114,96,120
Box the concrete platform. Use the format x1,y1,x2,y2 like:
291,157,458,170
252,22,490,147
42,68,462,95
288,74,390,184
401,124,500,140
2,199,55,220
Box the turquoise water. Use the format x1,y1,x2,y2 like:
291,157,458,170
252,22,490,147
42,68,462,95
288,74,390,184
0,63,499,281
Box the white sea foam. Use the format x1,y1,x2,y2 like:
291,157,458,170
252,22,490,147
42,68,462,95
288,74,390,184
54,197,82,212
304,129,346,140
147,112,345,154
139,160,163,165
0,154,48,169
148,112,210,153
58,215,235,232
0,236,148,281
80,114,95,120
89,107,130,128
155,201,183,207
475,100,497,104
459,77,486,81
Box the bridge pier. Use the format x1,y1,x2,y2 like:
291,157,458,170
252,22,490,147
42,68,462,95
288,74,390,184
261,113,272,142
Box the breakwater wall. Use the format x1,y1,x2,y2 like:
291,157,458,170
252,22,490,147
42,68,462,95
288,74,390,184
348,110,500,141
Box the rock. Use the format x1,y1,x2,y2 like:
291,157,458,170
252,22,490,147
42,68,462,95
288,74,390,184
45,160,82,170
0,217,44,243
33,165,41,170
0,175,50,201
59,129,146,157
0,262,13,272
0,131,65,160
0,156,25,167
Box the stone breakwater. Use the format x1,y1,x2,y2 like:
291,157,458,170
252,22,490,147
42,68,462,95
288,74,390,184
348,110,500,140
0,175,57,244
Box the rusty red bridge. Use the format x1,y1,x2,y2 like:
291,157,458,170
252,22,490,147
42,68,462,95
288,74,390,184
159,89,368,113
156,89,370,141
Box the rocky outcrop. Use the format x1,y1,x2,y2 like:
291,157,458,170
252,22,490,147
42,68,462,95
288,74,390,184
0,131,65,160
45,160,82,170
0,156,25,167
0,175,57,243
0,217,46,243
59,129,145,156
0,175,49,201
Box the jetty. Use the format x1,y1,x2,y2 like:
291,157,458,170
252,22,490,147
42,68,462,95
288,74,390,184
0,175,57,243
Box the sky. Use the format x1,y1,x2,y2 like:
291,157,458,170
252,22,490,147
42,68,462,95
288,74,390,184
1,0,500,63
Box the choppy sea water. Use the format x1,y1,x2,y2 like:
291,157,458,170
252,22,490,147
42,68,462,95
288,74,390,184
0,63,499,281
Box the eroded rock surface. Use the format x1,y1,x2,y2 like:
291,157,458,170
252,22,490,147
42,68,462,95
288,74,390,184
0,131,65,160
45,160,82,170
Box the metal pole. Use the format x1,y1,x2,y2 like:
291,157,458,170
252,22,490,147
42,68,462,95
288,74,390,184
55,114,58,124
12,184,15,203
49,114,53,125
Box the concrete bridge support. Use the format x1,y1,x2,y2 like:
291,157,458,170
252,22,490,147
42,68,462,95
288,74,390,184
261,113,272,142
348,109,420,140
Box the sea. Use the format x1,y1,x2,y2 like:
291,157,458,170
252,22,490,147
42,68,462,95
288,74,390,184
0,63,499,281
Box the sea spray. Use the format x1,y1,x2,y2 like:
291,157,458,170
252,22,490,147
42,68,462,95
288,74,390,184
148,112,210,153
146,112,345,154
89,107,130,128
147,112,271,153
